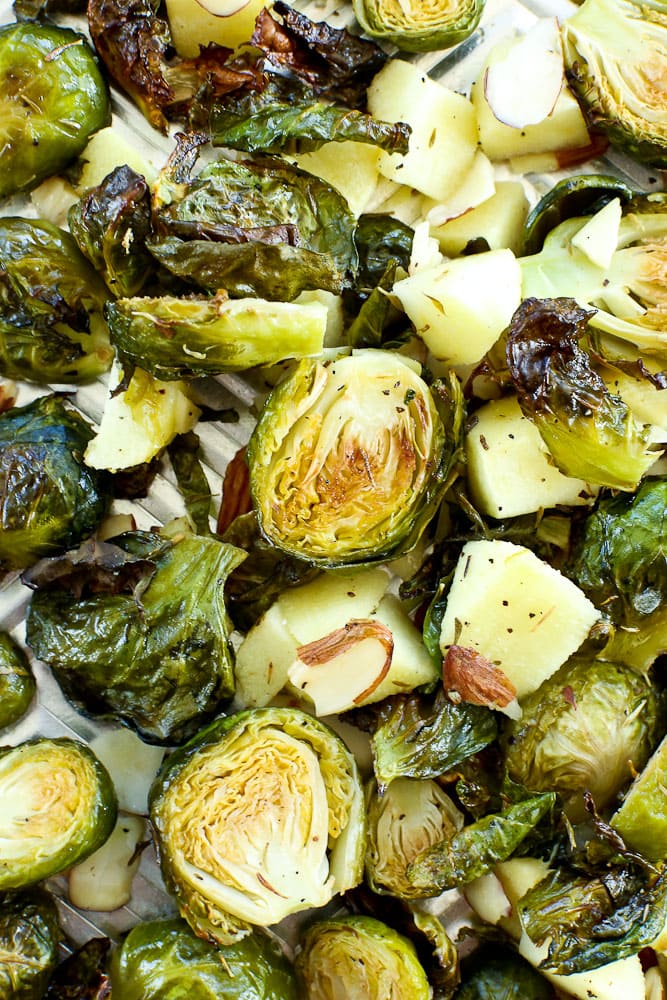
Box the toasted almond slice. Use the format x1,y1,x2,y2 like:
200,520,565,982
485,19,564,129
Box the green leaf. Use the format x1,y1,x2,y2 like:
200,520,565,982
167,432,212,535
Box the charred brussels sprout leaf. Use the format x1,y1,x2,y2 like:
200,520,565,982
371,690,498,788
353,214,415,293
110,918,297,1000
569,479,667,671
106,293,327,378
504,657,662,821
149,707,366,944
26,531,246,745
0,737,117,889
149,151,358,300
0,22,109,199
210,76,410,155
353,0,483,52
456,945,556,999
407,793,556,894
69,165,154,298
248,352,453,566
562,0,667,166
45,937,111,1000
295,915,431,999
0,218,112,384
0,632,35,731
365,777,464,898
519,866,667,974
0,395,111,571
506,297,656,490
0,888,61,1000
167,432,212,535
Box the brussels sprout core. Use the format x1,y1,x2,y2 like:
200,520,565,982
248,352,447,566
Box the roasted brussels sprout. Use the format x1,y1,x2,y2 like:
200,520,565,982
0,22,109,199
0,737,117,889
295,915,431,999
0,632,35,731
505,657,662,820
0,888,61,1000
506,298,656,490
569,478,667,672
248,352,454,566
106,293,327,379
0,218,112,384
110,918,298,999
150,707,366,944
456,944,555,999
45,937,111,1000
365,777,464,897
0,395,111,571
562,0,667,166
26,530,246,745
353,0,483,52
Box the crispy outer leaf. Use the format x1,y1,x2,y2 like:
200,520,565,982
506,296,656,490
0,889,61,1000
371,690,498,787
26,532,246,744
407,793,556,893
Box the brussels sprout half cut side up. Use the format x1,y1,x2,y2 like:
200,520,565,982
150,707,366,945
0,737,117,890
353,0,483,52
0,632,35,732
110,918,298,1000
248,351,453,567
295,914,431,1000
0,22,110,199
0,888,61,1000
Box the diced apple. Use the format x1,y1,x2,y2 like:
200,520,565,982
68,814,146,912
393,249,522,365
519,932,645,1000
464,871,512,926
439,540,599,700
430,181,529,257
84,362,201,472
294,290,345,348
293,142,382,218
423,151,496,228
571,198,622,269
369,593,439,698
165,0,264,56
484,19,564,129
30,176,79,228
77,125,158,191
89,729,165,814
371,179,425,225
233,602,299,709
278,568,389,644
368,59,478,202
466,394,598,517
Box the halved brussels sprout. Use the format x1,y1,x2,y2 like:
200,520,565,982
0,217,112,384
0,395,111,571
365,777,464,897
150,707,366,944
0,22,109,199
505,657,662,821
562,0,667,166
0,888,61,1000
248,352,452,567
353,0,483,52
0,737,117,889
0,632,35,731
110,918,298,999
295,915,431,999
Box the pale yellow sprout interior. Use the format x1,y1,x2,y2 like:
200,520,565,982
381,0,468,28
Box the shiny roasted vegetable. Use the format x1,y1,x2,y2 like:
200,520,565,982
352,0,483,53
110,919,297,999
455,944,555,999
505,657,661,821
365,777,464,897
25,530,246,745
0,218,112,384
68,165,154,298
506,297,656,490
0,22,109,199
562,0,667,166
248,352,456,566
569,478,667,671
0,395,111,571
295,914,431,999
0,632,35,731
0,888,61,1000
0,737,117,889
150,707,365,944
107,293,327,379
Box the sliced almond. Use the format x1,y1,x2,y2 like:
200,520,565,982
217,445,251,534
443,643,518,712
484,19,564,129
194,0,251,16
